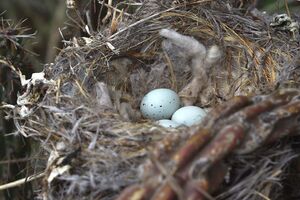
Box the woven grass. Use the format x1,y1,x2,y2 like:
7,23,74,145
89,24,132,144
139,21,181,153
2,0,300,199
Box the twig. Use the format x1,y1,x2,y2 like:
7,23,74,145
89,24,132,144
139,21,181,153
0,157,39,164
101,0,112,24
284,0,291,18
98,0,131,17
108,7,176,40
0,59,17,72
254,191,271,200
108,0,212,40
0,172,45,190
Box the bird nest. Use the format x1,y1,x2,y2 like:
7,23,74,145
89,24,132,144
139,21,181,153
2,0,300,199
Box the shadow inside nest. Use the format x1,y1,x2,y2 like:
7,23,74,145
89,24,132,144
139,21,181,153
2,0,300,200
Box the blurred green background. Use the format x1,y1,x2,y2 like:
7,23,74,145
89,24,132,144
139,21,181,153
0,0,299,199
1,0,66,70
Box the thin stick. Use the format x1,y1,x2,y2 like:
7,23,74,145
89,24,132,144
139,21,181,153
108,7,175,40
98,1,131,17
254,191,271,200
0,172,45,190
108,0,212,40
101,0,112,23
0,157,37,165
284,0,291,18
56,78,61,104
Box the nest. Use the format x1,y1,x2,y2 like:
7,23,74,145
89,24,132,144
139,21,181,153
2,0,300,199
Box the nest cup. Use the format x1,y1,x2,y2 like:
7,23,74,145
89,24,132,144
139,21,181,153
8,0,300,199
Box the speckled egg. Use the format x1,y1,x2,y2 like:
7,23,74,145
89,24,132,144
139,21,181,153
157,119,181,128
140,88,180,120
171,106,206,126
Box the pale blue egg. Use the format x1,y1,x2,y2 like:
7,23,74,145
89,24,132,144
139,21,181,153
140,88,180,120
157,119,181,128
171,106,206,126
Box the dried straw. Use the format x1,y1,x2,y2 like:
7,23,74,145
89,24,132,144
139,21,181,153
2,0,300,199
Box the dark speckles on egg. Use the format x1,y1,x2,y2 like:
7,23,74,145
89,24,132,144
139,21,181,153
140,88,181,120
157,119,181,128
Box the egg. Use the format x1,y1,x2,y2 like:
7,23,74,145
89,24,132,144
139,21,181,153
157,119,181,128
171,106,206,126
140,88,180,120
